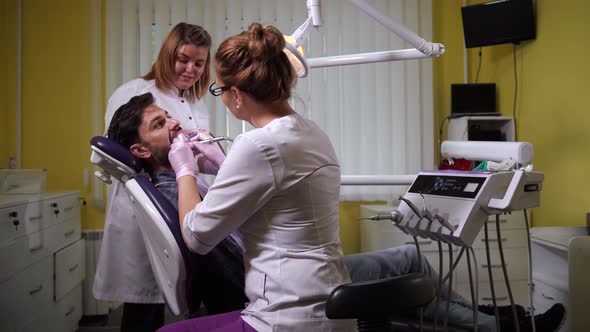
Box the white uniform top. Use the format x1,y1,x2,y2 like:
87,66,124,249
182,113,355,331
93,78,209,303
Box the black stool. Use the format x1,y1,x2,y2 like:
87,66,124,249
326,273,435,332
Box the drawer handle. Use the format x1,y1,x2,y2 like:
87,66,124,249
65,306,75,317
29,215,42,221
68,264,79,272
482,264,504,268
29,284,43,295
30,244,44,252
541,293,555,300
405,240,433,245
9,211,18,218
51,203,58,208
64,229,75,237
481,238,507,243
482,296,508,301
64,206,73,212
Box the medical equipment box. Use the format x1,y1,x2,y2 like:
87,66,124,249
0,168,47,194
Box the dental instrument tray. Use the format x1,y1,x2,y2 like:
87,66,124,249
395,169,543,247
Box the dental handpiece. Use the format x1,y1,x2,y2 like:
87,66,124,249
185,133,234,144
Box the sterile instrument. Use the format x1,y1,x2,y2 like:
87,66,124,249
185,133,234,144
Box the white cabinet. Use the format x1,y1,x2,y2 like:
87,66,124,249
360,205,530,307
0,192,84,332
447,116,515,142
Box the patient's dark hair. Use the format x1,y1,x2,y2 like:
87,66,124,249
107,92,154,148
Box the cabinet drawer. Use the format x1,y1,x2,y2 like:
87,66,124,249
55,217,82,249
0,217,80,283
484,211,528,230
455,248,528,283
0,228,53,283
456,280,530,307
55,284,83,332
471,229,527,250
0,200,45,246
0,203,27,246
20,284,83,332
55,239,85,301
0,256,53,332
42,195,80,225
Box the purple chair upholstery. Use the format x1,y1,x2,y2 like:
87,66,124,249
90,135,145,185
133,175,192,269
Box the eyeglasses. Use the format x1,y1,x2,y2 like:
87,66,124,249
209,82,230,96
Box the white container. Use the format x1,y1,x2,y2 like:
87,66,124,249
0,169,47,194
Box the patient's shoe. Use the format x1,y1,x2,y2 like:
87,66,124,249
487,304,530,331
531,303,566,332
484,303,566,332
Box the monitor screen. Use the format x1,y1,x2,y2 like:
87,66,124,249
461,0,536,48
451,83,497,116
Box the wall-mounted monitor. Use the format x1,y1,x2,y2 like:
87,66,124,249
461,0,536,48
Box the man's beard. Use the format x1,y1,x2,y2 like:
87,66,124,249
146,143,172,170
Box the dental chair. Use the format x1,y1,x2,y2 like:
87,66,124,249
91,136,197,315
91,136,247,317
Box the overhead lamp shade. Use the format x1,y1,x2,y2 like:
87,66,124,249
283,35,308,78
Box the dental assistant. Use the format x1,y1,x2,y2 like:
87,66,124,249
93,22,213,331
162,23,354,332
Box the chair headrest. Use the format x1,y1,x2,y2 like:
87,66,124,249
90,136,144,183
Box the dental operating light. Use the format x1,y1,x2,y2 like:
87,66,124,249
284,0,445,77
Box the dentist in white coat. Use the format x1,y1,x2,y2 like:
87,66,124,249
161,23,354,332
93,22,213,332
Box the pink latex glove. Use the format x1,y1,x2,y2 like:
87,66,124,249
188,130,226,172
169,134,197,181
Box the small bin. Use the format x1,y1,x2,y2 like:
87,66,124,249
0,169,47,194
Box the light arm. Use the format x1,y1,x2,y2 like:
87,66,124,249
285,0,445,76
348,0,444,56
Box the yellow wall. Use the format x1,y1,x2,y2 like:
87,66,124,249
434,0,590,227
2,0,105,229
0,0,18,167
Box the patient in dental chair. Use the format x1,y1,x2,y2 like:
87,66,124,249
107,92,565,332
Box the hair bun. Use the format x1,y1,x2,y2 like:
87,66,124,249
247,23,285,61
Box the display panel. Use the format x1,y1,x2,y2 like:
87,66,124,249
409,175,487,199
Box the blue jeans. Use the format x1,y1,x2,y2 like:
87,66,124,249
343,245,496,332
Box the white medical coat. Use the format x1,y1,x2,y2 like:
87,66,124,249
93,78,209,303
182,114,355,331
